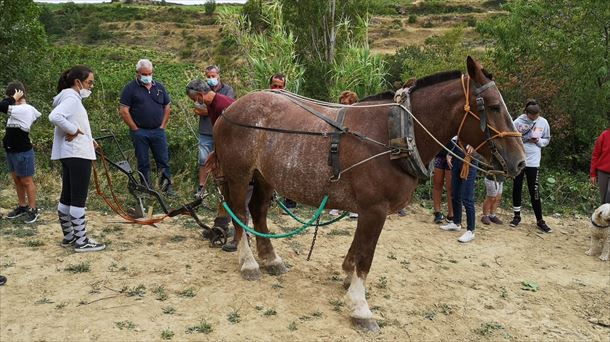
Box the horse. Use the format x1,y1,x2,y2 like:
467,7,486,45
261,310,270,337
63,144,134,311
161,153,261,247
212,56,526,331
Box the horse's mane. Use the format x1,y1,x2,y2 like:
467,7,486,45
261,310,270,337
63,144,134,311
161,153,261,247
410,70,462,94
359,91,395,103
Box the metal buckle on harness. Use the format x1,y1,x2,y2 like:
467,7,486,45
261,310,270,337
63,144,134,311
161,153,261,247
330,143,339,153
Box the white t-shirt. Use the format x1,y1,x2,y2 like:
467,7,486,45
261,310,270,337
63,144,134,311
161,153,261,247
7,103,41,132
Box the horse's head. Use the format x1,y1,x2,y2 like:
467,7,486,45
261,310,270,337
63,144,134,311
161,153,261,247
458,56,526,177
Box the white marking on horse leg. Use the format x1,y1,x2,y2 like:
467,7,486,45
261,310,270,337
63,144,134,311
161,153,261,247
238,235,259,273
346,273,373,320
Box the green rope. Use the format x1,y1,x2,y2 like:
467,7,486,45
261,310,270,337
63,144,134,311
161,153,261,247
276,197,349,225
222,195,332,239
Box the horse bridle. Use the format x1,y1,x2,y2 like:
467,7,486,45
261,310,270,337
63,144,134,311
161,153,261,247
456,75,521,176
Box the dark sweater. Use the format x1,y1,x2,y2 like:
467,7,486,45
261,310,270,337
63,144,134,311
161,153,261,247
1,97,32,153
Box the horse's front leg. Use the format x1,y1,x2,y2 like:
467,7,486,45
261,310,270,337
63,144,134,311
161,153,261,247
342,205,387,332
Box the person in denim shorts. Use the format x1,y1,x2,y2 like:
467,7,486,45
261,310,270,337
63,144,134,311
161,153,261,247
432,143,454,224
1,82,40,223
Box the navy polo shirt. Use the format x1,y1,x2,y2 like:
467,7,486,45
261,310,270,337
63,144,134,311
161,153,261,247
119,79,171,129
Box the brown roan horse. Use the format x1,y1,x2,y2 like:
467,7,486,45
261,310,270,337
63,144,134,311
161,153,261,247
212,57,526,331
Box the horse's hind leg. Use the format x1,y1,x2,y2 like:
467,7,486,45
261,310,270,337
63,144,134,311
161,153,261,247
249,172,288,276
342,206,386,332
227,179,262,281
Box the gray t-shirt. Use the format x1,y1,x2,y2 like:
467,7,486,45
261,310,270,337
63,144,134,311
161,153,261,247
199,83,235,135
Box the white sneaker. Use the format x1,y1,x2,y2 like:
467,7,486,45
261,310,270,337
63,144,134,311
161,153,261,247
348,212,358,218
458,230,475,243
329,209,342,216
440,222,461,231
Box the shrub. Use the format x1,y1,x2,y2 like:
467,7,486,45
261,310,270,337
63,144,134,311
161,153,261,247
407,14,417,24
204,0,216,15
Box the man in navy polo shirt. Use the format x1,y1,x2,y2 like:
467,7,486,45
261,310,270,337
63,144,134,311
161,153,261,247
119,59,175,195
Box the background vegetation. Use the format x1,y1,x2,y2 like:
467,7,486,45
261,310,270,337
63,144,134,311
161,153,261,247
0,0,605,214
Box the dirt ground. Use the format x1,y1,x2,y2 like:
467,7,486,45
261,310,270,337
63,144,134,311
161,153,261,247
1,203,609,342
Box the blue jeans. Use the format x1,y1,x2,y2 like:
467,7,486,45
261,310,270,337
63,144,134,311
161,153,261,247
130,128,171,184
451,160,477,231
198,134,214,165
7,149,35,177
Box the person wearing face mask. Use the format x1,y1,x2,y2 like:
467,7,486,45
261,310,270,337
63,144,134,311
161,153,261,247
205,65,235,99
510,99,552,233
119,59,175,196
186,78,239,252
269,73,286,90
49,65,106,252
193,65,235,196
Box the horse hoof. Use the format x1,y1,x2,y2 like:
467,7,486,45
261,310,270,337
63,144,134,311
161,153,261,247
264,263,288,276
351,318,380,333
241,268,262,281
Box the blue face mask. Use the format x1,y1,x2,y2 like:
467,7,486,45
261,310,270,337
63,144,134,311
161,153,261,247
207,78,219,87
140,75,153,84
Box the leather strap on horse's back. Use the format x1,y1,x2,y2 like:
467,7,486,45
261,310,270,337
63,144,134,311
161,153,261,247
389,93,432,179
328,108,347,180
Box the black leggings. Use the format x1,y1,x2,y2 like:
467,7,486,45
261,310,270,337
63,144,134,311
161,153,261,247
60,158,92,208
512,166,543,221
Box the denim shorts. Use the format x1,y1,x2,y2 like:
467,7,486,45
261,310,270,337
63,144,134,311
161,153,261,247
198,134,214,165
434,155,450,170
7,149,35,177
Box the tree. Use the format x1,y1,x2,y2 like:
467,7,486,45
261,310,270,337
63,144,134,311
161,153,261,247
0,0,48,85
204,0,216,15
478,0,610,170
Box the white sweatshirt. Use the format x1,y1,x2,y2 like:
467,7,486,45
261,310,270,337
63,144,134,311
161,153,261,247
7,103,41,132
48,88,96,160
513,113,551,167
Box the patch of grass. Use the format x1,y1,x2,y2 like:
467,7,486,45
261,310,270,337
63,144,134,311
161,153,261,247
378,318,400,328
178,287,196,298
327,228,350,236
65,262,91,273
161,328,174,340
255,305,264,311
400,259,411,270
185,320,213,334
263,308,277,316
153,285,169,301
288,321,297,331
102,226,123,234
227,310,241,324
473,321,504,336
25,239,44,247
35,297,54,305
423,309,436,320
14,227,37,238
271,283,283,290
329,299,344,312
481,262,490,267
162,306,176,315
115,320,136,331
126,284,146,297
521,281,539,292
312,310,323,318
500,286,508,299
376,276,388,289
387,252,397,260
438,303,454,315
169,235,187,243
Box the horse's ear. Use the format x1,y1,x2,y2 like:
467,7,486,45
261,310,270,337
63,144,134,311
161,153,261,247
466,56,478,79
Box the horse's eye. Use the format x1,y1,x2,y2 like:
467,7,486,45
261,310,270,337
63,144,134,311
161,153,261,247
489,105,501,112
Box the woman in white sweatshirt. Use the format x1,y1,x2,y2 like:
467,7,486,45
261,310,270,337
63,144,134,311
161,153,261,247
510,99,552,233
49,65,105,252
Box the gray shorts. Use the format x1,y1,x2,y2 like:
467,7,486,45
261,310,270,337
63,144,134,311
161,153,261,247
484,178,503,197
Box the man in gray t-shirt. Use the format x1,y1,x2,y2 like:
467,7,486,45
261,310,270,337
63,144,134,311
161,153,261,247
194,65,235,194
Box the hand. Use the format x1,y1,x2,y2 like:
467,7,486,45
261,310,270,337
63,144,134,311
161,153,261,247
194,107,208,116
65,129,83,142
591,176,597,185
465,145,474,154
529,137,539,143
93,140,100,150
12,89,24,101
446,155,453,169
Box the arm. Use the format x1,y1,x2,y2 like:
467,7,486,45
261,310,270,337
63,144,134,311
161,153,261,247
119,105,139,131
161,103,171,129
536,119,551,148
591,132,604,181
48,98,79,135
0,97,15,114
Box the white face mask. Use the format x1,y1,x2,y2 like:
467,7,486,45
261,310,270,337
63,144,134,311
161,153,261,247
195,102,207,109
78,80,92,99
